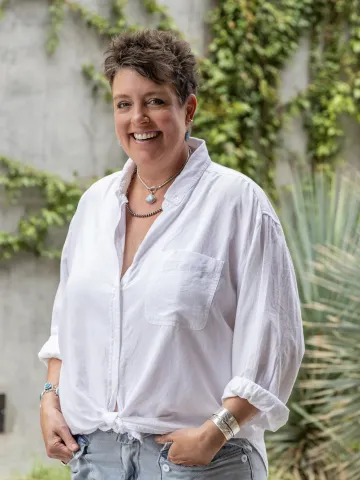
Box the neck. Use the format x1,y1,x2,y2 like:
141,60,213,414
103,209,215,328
135,144,190,187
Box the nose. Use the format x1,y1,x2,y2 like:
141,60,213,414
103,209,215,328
132,104,149,126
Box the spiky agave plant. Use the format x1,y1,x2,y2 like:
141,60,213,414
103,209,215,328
267,166,360,479
300,241,360,480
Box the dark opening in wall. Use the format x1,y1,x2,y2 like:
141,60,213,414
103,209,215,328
0,394,5,433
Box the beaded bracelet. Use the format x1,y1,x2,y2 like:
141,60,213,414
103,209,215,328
40,382,59,401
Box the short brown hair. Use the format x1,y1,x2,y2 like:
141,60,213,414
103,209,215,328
104,29,198,105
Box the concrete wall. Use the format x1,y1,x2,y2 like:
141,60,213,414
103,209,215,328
0,1,359,478
0,1,215,477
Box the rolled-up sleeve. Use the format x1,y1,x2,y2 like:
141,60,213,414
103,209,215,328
38,226,72,366
222,210,304,432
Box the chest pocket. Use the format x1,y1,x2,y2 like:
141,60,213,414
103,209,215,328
145,250,224,330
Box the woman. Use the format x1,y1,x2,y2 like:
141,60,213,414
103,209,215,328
39,30,304,480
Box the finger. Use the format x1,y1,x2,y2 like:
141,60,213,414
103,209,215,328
155,433,174,444
56,444,74,464
46,435,74,463
56,425,79,452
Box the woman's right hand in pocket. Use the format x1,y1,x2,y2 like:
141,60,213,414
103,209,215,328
40,394,79,464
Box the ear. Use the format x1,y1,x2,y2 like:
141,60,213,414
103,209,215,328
185,94,197,126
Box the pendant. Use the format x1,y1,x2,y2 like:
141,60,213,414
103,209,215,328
146,193,157,204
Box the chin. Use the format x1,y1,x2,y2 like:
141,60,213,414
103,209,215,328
129,146,166,164
134,154,162,166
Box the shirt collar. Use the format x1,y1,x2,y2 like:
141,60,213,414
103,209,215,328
115,137,211,205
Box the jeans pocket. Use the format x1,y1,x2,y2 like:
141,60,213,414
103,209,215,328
160,441,173,456
211,442,244,463
66,434,89,467
158,440,250,475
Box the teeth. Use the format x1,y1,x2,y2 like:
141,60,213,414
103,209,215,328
133,132,159,140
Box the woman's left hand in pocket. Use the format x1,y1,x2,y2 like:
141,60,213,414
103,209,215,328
155,421,226,466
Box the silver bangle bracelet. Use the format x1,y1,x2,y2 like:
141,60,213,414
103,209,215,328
210,414,234,441
210,407,241,440
215,407,241,436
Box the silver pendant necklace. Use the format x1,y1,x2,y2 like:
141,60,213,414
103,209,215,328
126,147,192,218
137,147,191,204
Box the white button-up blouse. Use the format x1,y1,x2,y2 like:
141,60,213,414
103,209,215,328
39,137,304,470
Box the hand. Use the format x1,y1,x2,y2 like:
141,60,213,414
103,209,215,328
155,420,226,467
40,394,79,464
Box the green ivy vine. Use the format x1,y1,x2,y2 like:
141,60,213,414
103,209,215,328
195,1,313,185
1,0,360,261
47,0,130,54
0,156,83,260
0,0,8,20
289,0,360,166
46,0,178,54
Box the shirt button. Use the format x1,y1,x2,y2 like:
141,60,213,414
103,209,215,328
241,454,248,463
128,434,133,440
162,463,170,472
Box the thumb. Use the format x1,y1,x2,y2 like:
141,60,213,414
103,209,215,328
155,433,174,444
57,426,79,452
56,440,75,460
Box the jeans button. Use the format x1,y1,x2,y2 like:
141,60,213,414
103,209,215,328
162,463,170,472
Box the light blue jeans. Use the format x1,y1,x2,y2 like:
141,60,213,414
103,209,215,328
68,430,267,479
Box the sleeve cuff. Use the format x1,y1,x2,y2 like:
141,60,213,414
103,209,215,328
222,376,289,432
38,335,61,366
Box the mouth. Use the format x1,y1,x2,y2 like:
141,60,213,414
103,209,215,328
130,131,161,143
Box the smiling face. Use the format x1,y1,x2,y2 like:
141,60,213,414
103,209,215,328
112,68,196,169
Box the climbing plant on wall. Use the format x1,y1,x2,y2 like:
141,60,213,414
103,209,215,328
1,0,360,262
0,156,83,259
0,0,9,19
289,0,360,166
46,0,178,54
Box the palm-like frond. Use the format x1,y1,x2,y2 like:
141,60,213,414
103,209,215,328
267,166,360,479
301,243,360,479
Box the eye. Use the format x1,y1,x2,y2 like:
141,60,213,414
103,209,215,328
117,101,130,109
148,98,164,106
